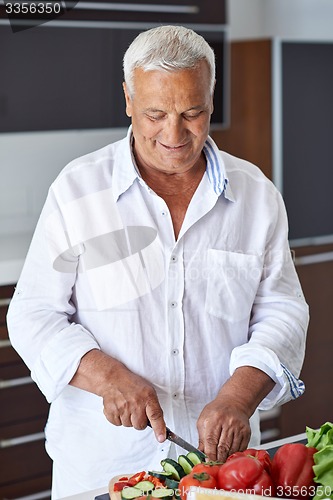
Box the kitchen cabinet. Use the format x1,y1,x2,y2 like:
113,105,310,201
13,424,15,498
212,39,333,439
0,285,52,499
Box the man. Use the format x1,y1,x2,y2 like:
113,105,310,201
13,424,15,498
7,25,309,498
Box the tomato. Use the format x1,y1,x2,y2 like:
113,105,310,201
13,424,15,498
217,456,275,496
227,448,272,474
191,462,223,479
179,472,217,500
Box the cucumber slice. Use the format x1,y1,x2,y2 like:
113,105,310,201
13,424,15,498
134,480,155,494
148,471,173,480
178,455,193,475
161,458,186,480
121,487,146,499
186,450,206,464
164,478,179,490
151,489,174,499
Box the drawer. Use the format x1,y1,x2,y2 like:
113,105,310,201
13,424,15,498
0,474,51,500
0,438,52,493
0,382,49,427
0,345,30,379
0,303,10,325
0,285,14,300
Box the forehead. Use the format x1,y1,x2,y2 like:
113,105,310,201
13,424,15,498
131,61,211,103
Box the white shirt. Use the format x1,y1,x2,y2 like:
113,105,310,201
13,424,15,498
7,127,309,498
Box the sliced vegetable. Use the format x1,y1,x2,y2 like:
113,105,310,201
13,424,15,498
151,488,175,499
114,481,131,492
217,455,275,496
134,480,155,494
161,458,186,480
128,472,147,486
148,471,173,480
271,443,317,499
164,477,180,490
186,450,206,465
121,487,147,500
178,455,194,475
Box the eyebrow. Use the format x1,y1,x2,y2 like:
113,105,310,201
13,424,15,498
144,105,205,113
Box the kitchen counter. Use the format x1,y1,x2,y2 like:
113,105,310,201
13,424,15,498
59,433,307,500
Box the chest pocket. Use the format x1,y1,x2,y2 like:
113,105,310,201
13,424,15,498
205,249,263,322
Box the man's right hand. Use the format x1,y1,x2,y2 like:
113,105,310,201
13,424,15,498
70,349,166,443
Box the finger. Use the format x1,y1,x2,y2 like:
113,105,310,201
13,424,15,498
131,408,151,430
217,428,234,462
146,403,166,443
103,407,122,426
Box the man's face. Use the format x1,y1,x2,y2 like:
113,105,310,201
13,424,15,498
123,60,214,175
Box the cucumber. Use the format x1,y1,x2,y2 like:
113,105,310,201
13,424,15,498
186,450,206,464
148,471,173,480
121,487,146,499
161,458,186,480
134,480,155,494
151,489,174,499
164,478,179,490
178,455,193,475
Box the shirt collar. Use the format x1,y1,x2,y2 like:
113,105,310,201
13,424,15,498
112,126,140,202
113,126,235,202
203,135,235,202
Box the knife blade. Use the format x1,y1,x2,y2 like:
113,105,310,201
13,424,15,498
147,421,206,460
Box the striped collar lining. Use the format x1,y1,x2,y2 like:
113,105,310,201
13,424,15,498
203,136,234,201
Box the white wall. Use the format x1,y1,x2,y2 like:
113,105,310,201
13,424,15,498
229,0,333,41
0,128,127,237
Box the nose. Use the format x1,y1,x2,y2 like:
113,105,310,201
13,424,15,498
162,116,186,147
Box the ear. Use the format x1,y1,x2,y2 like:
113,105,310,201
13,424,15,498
123,82,132,118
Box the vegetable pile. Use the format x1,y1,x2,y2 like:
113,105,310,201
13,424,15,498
113,422,333,500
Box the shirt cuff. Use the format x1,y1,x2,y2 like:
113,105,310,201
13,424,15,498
229,345,305,410
31,323,100,403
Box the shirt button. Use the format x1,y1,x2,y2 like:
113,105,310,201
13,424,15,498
170,301,177,308
172,393,178,399
171,348,179,356
171,255,177,263
161,210,168,216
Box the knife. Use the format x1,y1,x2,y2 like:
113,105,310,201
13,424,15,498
147,421,206,460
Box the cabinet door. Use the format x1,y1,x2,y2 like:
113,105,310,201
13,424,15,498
279,247,333,437
0,285,52,499
0,0,226,24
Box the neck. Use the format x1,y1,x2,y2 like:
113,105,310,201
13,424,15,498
136,154,207,197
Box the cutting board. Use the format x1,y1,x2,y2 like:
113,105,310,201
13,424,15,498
108,474,133,500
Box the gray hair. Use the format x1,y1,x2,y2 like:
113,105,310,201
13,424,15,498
123,25,216,97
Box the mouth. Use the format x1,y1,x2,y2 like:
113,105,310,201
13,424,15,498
159,142,188,152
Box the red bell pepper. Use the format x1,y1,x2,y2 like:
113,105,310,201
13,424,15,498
227,448,272,474
217,455,275,496
113,481,131,491
271,443,317,499
127,471,146,486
